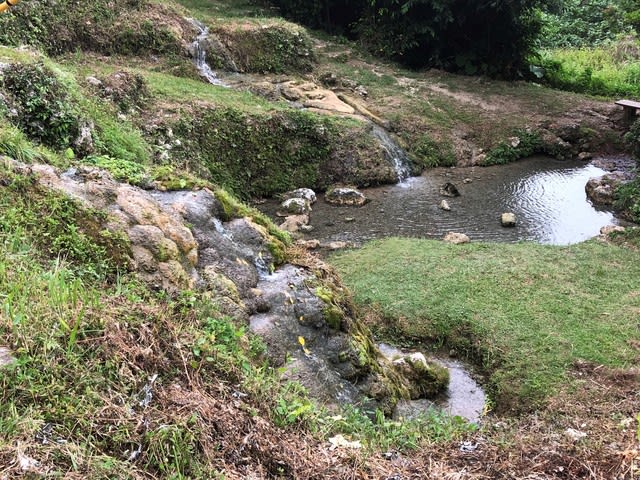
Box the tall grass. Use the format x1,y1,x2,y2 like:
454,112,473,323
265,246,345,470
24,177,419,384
535,36,640,97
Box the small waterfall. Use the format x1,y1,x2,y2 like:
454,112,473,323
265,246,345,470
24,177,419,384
189,19,226,87
372,126,411,182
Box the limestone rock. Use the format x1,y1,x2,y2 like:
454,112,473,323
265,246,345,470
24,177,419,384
585,174,626,206
501,212,517,227
443,232,470,244
279,214,309,233
392,352,450,399
325,186,367,206
280,197,311,215
282,188,317,205
440,182,460,197
439,200,451,211
600,225,626,236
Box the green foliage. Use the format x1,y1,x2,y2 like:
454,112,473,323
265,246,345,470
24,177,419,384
174,108,335,198
331,238,640,411
413,134,456,168
539,0,636,48
624,117,640,158
318,405,476,451
0,123,62,166
86,155,150,186
533,37,640,97
0,62,80,150
0,165,130,278
0,0,183,57
213,22,317,73
275,0,548,77
484,130,543,165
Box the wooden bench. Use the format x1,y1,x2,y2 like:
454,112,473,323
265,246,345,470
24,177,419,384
615,99,640,123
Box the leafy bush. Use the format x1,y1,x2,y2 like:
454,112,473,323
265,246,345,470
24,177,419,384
0,0,183,56
0,63,80,150
484,130,543,165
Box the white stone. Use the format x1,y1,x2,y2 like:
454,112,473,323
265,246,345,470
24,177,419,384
443,232,470,244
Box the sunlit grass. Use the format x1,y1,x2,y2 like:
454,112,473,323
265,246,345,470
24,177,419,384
331,237,640,410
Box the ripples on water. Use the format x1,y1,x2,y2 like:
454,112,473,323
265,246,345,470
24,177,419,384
260,156,628,246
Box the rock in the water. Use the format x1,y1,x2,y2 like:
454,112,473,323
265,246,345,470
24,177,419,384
283,187,317,205
325,186,367,206
443,232,470,244
578,152,592,161
501,212,516,227
585,174,626,206
392,352,450,399
279,197,311,215
439,200,451,211
440,182,460,197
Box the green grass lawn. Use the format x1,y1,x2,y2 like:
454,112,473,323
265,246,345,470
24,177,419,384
330,237,640,411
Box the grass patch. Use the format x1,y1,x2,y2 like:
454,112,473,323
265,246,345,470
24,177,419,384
330,238,640,412
535,40,640,98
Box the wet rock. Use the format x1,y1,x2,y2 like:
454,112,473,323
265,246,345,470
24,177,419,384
279,197,311,215
463,178,472,184
443,232,470,244
440,182,460,197
501,212,517,227
439,200,451,211
299,224,314,233
578,152,592,161
325,186,367,206
392,352,450,399
73,123,95,157
585,173,627,206
282,187,317,205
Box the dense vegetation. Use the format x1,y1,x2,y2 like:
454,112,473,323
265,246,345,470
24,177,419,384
274,0,550,76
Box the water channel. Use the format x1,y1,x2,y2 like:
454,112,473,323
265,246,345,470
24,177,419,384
261,156,631,246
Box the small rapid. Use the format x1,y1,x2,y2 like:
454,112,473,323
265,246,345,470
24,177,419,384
371,126,412,182
189,19,227,87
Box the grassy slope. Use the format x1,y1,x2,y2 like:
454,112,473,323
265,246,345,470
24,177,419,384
331,238,640,411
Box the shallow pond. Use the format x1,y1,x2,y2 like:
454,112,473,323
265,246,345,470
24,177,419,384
261,156,631,246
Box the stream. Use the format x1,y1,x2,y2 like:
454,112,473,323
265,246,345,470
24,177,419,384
261,156,631,246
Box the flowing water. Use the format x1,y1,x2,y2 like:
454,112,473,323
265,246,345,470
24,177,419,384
261,156,630,246
372,126,412,181
189,19,227,87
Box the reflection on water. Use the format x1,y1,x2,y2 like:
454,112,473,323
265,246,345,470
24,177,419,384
260,156,629,246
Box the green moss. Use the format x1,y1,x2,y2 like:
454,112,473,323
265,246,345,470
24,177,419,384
412,134,456,168
211,21,316,74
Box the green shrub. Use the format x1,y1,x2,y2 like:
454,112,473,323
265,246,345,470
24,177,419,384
484,130,543,165
1,62,80,150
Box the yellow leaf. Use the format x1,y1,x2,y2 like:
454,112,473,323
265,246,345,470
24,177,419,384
298,336,305,347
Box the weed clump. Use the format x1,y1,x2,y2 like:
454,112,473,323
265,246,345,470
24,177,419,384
1,62,80,150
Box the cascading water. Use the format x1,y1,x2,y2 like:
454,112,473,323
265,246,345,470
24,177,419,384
372,125,412,182
189,19,226,87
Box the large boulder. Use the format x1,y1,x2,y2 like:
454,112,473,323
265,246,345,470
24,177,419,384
585,174,626,206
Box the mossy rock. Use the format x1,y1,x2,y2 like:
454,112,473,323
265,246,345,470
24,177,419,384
392,353,450,399
210,21,316,74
